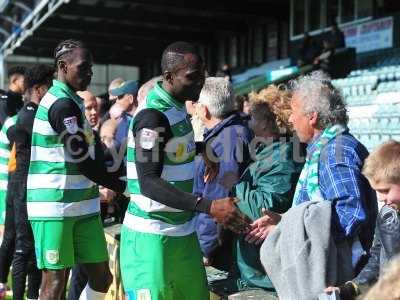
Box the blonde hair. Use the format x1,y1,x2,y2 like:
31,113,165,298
249,84,292,134
363,255,400,300
362,140,400,185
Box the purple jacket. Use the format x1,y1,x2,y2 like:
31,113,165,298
194,112,252,258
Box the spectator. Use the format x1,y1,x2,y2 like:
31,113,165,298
98,77,125,126
99,119,126,222
231,86,303,291
77,90,100,130
248,71,378,298
109,80,138,117
108,77,124,104
185,100,205,142
0,66,26,129
233,95,251,130
194,77,252,266
329,22,346,49
109,80,139,149
216,63,232,82
233,95,245,113
297,32,319,67
137,76,162,107
363,256,400,300
100,119,118,150
96,96,108,119
314,39,335,76
248,87,293,133
242,98,251,115
325,140,400,299
109,103,124,122
289,72,377,259
99,118,125,177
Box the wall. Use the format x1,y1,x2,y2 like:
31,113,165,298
289,6,400,64
140,19,290,82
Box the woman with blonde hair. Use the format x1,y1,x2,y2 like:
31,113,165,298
229,85,303,292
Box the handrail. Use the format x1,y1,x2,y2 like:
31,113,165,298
0,0,66,57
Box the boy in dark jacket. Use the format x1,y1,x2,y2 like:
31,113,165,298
326,140,400,299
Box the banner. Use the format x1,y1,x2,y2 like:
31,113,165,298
343,17,393,53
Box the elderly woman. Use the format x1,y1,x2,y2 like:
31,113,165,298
231,85,303,291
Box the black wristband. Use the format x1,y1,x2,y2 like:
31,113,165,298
194,196,212,213
195,142,204,155
339,281,359,300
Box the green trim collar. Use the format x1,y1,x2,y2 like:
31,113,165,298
153,81,184,110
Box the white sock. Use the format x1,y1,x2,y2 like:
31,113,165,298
79,283,107,300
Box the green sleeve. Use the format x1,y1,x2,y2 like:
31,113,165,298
235,158,299,220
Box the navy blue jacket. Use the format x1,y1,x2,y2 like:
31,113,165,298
114,112,132,149
194,112,252,258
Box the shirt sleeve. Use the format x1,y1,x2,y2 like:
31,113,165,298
193,156,206,197
319,142,367,240
14,104,35,144
13,108,34,168
354,226,381,285
132,108,212,213
48,98,125,193
0,100,8,129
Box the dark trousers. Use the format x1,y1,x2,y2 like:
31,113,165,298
10,179,41,300
0,178,16,283
67,265,88,300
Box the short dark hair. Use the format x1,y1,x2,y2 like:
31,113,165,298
8,66,27,78
24,64,54,90
250,101,279,135
161,41,200,73
54,39,88,65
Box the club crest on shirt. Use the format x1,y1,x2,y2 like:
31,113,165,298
63,116,78,134
139,128,159,150
46,250,59,264
136,289,151,300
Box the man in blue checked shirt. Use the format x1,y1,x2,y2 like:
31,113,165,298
246,71,377,273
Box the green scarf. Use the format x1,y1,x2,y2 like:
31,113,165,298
293,124,347,206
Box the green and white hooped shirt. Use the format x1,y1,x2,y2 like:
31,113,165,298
125,82,197,236
0,116,17,224
27,80,99,220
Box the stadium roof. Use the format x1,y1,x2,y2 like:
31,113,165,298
0,0,289,66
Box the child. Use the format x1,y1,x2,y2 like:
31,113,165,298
325,140,400,299
363,255,400,300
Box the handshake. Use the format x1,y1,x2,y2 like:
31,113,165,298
209,197,281,242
